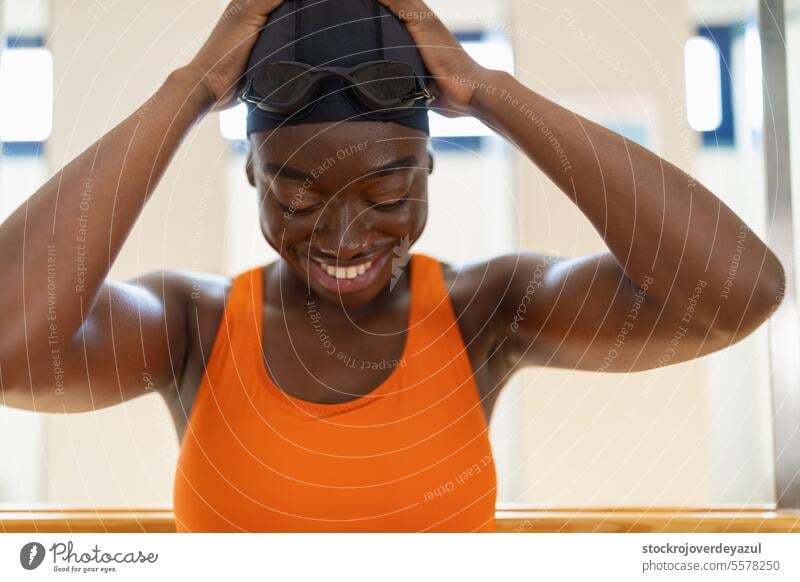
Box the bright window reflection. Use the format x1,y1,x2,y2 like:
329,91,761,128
220,103,248,141
0,47,53,142
684,36,723,132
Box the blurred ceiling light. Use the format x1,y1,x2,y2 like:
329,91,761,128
684,35,723,132
744,25,763,130
0,48,53,142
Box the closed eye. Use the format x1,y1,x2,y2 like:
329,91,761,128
276,201,322,216
369,193,409,211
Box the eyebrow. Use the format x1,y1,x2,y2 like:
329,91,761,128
263,155,421,182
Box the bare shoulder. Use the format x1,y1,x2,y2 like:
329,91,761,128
133,269,232,399
133,269,231,331
435,254,516,356
437,253,522,313
433,254,532,414
436,251,564,357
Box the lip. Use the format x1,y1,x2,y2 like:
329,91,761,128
305,247,393,294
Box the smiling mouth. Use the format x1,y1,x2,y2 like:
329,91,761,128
304,248,393,294
315,259,375,280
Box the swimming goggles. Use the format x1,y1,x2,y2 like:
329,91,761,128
240,60,434,120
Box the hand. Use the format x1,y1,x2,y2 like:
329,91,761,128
182,0,285,112
377,0,488,118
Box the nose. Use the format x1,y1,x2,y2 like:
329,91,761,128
313,199,372,260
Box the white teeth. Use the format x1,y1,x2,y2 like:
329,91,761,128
317,259,375,280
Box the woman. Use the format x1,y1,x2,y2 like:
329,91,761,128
0,0,785,532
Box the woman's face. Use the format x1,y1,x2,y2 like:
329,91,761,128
247,121,431,308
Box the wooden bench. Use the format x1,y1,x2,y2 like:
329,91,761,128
2,505,799,532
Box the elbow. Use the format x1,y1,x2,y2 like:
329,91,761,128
746,253,786,328
712,254,786,342
766,255,787,311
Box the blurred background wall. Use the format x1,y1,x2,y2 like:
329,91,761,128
0,0,788,508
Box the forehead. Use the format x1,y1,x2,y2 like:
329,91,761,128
249,121,428,170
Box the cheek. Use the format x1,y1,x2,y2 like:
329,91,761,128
409,199,428,241
400,185,428,240
360,200,427,239
259,203,314,250
366,179,429,237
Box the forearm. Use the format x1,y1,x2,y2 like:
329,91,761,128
0,67,211,357
470,70,784,328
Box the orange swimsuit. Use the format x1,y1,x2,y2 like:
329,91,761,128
173,253,497,532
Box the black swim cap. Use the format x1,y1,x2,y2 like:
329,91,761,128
243,0,430,136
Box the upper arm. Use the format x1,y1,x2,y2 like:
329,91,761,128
4,270,193,413
495,252,731,373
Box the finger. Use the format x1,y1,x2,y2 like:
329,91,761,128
428,79,443,99
375,0,426,20
220,0,284,25
429,96,464,119
228,0,284,15
424,81,447,113
376,0,460,48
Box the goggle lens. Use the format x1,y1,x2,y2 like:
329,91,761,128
251,63,314,105
350,62,419,103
